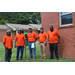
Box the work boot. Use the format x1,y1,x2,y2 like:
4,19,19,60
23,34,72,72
20,58,22,60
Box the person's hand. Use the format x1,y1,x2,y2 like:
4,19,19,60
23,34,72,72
14,45,17,48
5,46,7,49
44,41,47,44
24,45,26,48
58,41,60,44
11,45,13,49
58,36,60,44
4,46,8,50
38,42,40,44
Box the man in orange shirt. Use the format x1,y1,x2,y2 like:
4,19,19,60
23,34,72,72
3,30,13,62
27,28,37,60
38,27,48,60
14,29,26,60
48,25,60,60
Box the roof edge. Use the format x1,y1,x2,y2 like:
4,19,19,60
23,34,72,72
5,23,16,31
29,24,40,30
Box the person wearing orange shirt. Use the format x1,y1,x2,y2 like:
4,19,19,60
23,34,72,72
27,28,37,60
38,27,48,60
3,30,13,62
14,29,26,60
48,25,60,60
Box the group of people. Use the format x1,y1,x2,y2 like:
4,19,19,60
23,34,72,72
3,25,60,62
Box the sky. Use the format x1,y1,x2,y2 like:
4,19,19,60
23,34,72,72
61,12,72,15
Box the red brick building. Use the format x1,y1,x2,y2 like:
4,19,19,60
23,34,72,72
41,12,75,60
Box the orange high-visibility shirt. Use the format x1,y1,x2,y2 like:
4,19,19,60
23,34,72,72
27,31,37,42
38,32,48,43
15,33,26,46
48,29,60,43
3,35,13,49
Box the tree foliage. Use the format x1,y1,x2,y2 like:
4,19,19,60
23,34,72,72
0,12,41,24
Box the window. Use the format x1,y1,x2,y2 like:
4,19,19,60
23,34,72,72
60,12,73,26
11,31,12,36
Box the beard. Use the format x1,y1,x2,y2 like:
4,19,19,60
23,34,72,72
40,31,43,33
50,29,53,32
7,33,11,36
7,34,10,36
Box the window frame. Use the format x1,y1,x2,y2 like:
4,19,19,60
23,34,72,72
59,12,73,27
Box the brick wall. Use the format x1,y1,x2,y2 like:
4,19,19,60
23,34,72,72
33,30,39,36
12,31,15,40
41,12,75,60
0,30,6,42
0,30,15,42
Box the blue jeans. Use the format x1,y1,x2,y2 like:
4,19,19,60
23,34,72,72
28,42,36,58
16,46,24,59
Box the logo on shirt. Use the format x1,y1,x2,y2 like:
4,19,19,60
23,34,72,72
53,31,55,33
10,38,11,40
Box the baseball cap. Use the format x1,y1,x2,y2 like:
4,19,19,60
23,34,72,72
29,27,32,29
6,30,11,32
19,28,22,31
40,27,43,30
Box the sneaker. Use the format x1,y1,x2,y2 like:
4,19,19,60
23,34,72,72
44,58,46,60
15,59,18,61
28,57,32,59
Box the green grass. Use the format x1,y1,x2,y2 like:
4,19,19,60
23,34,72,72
0,42,75,62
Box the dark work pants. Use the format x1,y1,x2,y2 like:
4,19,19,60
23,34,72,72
49,43,58,59
5,48,12,62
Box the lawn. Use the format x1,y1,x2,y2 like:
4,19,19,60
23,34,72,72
0,42,75,62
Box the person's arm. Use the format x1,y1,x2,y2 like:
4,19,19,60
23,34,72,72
35,38,37,41
27,34,28,41
14,40,17,47
11,37,13,48
3,36,7,49
37,35,40,44
48,35,49,41
14,35,17,47
44,33,48,44
24,39,26,46
3,42,7,49
23,34,26,47
57,30,60,44
37,39,40,44
35,33,37,42
58,36,60,44
48,32,49,41
11,42,13,48
44,38,48,44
